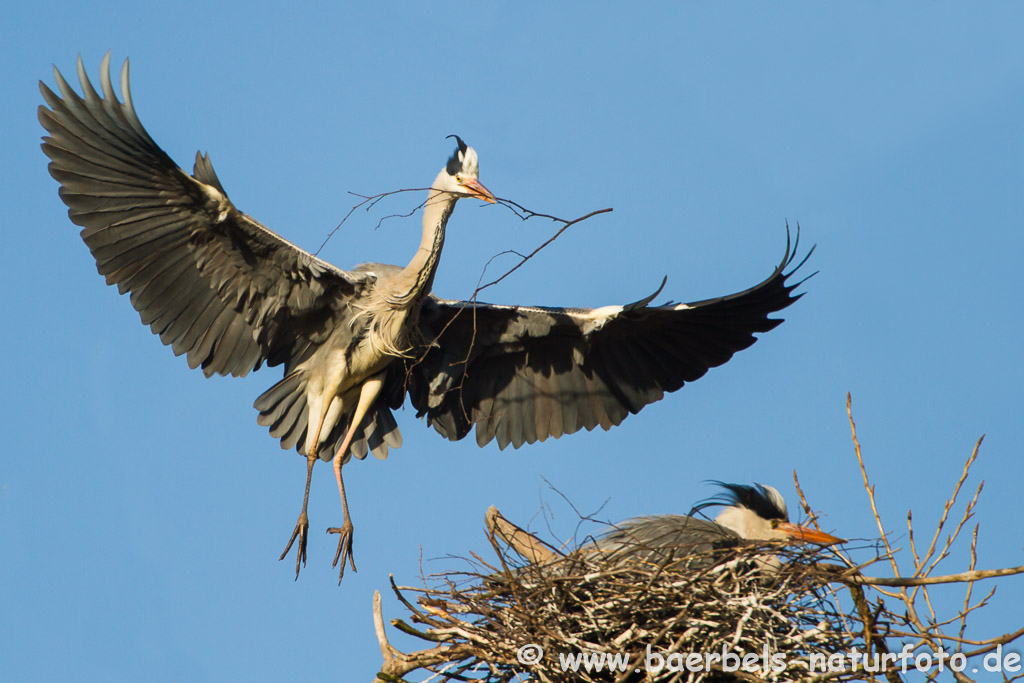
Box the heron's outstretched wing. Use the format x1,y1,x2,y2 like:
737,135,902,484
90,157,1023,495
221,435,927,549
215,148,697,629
39,54,368,377
408,233,812,449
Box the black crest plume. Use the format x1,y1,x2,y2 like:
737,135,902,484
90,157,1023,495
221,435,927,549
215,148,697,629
690,482,789,522
446,134,468,175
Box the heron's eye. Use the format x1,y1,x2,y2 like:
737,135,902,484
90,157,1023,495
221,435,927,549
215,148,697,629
455,174,463,184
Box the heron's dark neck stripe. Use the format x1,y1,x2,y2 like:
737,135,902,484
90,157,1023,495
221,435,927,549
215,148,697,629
406,200,453,302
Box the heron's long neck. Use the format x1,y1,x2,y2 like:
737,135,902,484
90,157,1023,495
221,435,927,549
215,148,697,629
393,187,456,303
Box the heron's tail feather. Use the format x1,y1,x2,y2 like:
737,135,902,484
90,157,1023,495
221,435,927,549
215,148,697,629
254,371,403,461
254,371,309,452
321,404,403,462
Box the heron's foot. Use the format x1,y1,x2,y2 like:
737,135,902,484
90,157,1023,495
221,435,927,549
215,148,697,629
279,510,309,580
327,519,357,584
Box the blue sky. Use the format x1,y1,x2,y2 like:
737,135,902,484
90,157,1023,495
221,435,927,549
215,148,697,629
3,3,1024,680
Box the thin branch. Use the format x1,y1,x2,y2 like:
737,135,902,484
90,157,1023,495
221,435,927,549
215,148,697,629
919,437,984,574
848,393,901,578
316,187,431,256
839,565,1024,587
474,205,613,295
958,524,980,645
960,623,1024,657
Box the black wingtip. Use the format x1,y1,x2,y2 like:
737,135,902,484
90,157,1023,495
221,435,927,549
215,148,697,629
779,221,806,271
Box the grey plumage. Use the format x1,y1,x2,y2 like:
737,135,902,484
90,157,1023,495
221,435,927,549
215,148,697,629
594,514,742,561
40,54,813,580
411,241,809,450
591,482,841,568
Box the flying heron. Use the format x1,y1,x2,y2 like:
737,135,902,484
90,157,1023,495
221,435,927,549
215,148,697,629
593,482,843,566
40,55,813,582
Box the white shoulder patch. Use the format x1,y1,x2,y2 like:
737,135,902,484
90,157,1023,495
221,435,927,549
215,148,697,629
196,178,231,223
585,305,624,320
577,305,623,334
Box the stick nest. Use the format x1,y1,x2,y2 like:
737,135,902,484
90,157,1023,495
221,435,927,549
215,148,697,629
380,536,867,682
374,399,1024,683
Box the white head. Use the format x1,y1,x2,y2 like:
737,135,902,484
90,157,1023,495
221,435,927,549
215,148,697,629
431,135,496,203
705,483,843,545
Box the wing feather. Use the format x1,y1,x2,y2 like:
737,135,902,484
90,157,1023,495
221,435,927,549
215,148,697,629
409,231,811,448
558,368,583,436
40,54,368,378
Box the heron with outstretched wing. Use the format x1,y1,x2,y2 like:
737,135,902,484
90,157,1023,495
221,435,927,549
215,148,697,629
40,55,812,583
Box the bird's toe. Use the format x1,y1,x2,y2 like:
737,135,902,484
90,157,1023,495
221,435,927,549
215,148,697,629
328,521,356,583
280,511,310,580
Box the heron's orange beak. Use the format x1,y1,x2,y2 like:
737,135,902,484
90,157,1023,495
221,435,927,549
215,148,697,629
776,522,845,546
460,178,496,203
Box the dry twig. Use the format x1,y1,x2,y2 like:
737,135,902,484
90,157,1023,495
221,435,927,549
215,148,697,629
371,396,1024,682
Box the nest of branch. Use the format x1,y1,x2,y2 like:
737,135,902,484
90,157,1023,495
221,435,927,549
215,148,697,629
374,399,1024,683
378,525,869,683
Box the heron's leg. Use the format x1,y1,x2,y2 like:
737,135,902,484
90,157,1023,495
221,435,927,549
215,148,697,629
328,373,384,584
279,401,333,579
279,453,317,579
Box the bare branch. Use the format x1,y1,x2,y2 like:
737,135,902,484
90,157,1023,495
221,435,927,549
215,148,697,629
848,393,901,578
316,187,432,256
370,397,1024,683
473,205,613,295
838,565,1024,587
919,437,984,575
959,524,980,645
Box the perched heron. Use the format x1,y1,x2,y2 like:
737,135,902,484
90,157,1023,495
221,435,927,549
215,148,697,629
594,482,844,565
485,482,843,580
40,55,813,582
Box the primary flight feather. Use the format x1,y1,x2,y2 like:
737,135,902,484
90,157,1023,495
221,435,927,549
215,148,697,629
40,54,812,582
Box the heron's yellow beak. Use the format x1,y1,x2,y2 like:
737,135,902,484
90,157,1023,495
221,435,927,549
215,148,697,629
460,178,496,203
776,522,845,546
